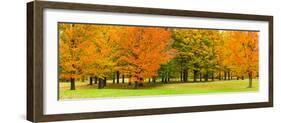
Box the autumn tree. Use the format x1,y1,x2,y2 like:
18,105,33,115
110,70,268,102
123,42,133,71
173,29,220,82
227,31,259,88
59,24,94,90
117,27,175,88
86,25,123,88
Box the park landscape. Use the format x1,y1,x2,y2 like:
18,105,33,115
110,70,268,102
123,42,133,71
59,23,259,100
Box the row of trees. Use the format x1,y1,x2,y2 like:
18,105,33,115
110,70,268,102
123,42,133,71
158,29,258,87
59,23,258,90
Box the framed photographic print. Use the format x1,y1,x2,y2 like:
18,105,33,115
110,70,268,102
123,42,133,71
27,1,273,122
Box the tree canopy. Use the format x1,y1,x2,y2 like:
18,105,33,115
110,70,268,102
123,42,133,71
59,23,259,90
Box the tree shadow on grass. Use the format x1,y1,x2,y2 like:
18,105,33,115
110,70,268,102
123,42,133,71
84,82,166,90
61,79,240,90
84,81,220,90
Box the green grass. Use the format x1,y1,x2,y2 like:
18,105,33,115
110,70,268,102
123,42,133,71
59,79,258,100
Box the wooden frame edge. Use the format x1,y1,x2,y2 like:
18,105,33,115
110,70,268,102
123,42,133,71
27,1,274,122
27,1,34,122
38,102,271,122
268,16,274,107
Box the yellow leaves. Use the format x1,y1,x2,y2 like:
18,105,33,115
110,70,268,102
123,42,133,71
173,28,258,78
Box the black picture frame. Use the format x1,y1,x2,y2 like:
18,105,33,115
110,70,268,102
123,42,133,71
27,1,273,122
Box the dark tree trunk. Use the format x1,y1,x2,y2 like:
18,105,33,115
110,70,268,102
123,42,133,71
134,82,138,89
168,77,170,82
153,77,156,83
183,69,188,82
224,71,227,80
193,70,197,82
139,81,144,87
199,72,202,82
94,76,98,84
186,70,189,82
70,78,75,90
104,77,107,87
128,76,132,85
248,73,253,88
162,77,164,83
183,70,186,82
89,76,93,85
116,71,120,84
113,73,115,84
122,75,125,83
148,78,151,83
237,77,239,80
228,71,231,80
98,78,104,89
204,72,208,82
180,70,183,82
242,76,244,80
211,72,214,81
219,71,221,80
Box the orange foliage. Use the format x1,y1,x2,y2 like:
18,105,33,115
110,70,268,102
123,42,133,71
226,31,259,78
117,27,175,82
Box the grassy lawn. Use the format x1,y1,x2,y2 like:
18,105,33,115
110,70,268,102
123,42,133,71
59,79,258,100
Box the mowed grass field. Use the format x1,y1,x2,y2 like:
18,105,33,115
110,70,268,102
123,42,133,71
59,79,258,100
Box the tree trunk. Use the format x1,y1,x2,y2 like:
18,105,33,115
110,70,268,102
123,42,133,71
242,76,244,80
148,78,151,83
113,73,115,84
200,72,202,82
224,71,227,80
183,69,188,82
122,75,125,83
162,77,164,83
248,73,253,88
139,79,144,87
70,78,75,90
228,71,231,80
183,70,186,82
219,71,221,80
116,71,120,84
94,76,98,84
134,82,138,89
98,78,103,89
186,70,189,82
211,72,214,81
204,72,208,82
193,70,197,82
128,76,132,85
153,77,156,83
237,77,239,80
180,70,183,82
104,77,107,87
89,76,93,85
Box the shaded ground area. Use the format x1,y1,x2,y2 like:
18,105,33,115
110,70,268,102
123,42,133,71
59,79,258,100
